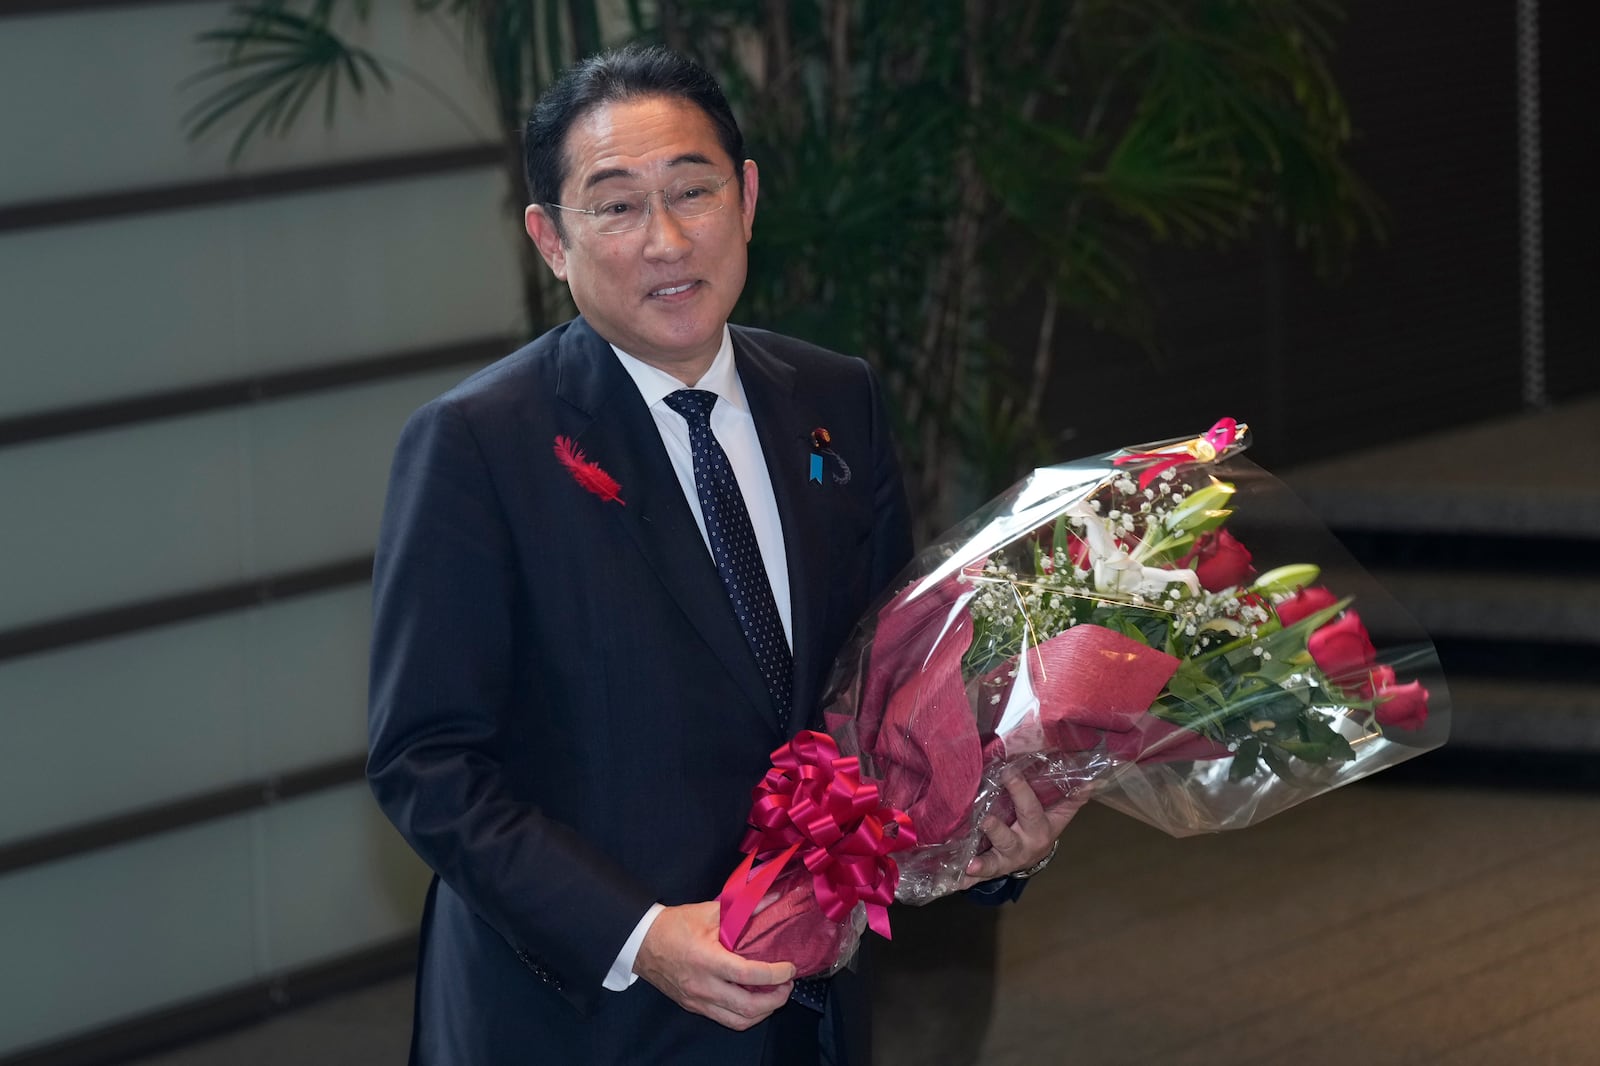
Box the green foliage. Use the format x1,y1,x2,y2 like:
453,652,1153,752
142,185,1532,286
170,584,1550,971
183,3,388,161
181,1,1378,532
659,0,1380,530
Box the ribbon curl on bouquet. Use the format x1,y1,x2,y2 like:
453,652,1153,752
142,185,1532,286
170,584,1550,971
1112,417,1244,490
718,731,916,975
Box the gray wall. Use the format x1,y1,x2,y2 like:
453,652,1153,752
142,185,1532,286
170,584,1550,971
0,3,528,1055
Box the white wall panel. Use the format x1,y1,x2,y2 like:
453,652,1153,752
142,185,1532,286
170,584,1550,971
243,367,472,575
257,785,430,974
0,407,245,628
0,3,499,205
0,817,256,1055
0,586,372,845
0,608,247,845
244,586,374,774
0,366,472,630
0,169,523,419
0,785,428,1057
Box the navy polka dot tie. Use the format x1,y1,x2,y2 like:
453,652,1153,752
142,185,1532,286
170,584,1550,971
664,390,794,733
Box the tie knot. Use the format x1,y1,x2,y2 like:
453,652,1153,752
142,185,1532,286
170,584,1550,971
664,389,718,427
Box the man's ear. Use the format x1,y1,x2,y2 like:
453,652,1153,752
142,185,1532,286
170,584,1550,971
739,158,759,243
525,204,568,280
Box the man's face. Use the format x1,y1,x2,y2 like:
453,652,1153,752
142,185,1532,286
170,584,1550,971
525,96,758,384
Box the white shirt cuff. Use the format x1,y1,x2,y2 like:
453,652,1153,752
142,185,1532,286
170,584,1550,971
603,903,665,991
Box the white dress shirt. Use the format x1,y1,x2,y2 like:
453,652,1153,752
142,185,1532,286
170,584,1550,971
602,326,794,990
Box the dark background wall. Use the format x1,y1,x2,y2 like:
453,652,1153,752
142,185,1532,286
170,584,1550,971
1027,2,1593,471
1538,2,1598,400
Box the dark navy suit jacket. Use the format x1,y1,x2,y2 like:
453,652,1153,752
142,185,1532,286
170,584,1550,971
367,317,913,1064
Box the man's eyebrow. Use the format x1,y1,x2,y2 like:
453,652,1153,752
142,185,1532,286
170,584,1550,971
581,153,718,190
582,167,634,189
666,152,716,169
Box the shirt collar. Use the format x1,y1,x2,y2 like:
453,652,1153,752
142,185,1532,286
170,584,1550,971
610,327,747,414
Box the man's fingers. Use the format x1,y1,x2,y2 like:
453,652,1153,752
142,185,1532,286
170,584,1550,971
1002,773,1051,830
978,814,1019,852
706,951,793,1028
699,980,793,1030
1043,787,1093,833
965,848,1003,880
635,902,798,1031
963,815,1023,880
720,955,795,989
956,773,1091,888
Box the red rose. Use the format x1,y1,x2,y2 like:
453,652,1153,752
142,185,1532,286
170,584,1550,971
1375,679,1430,731
1237,590,1271,614
1189,530,1255,592
1276,585,1339,627
1360,663,1396,700
1306,610,1376,683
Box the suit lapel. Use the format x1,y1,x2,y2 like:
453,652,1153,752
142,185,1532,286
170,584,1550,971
553,319,782,731
734,332,832,728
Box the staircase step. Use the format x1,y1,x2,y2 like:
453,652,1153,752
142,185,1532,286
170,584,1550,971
1365,569,1600,644
1443,677,1600,752
1269,396,1600,765
1282,395,1600,539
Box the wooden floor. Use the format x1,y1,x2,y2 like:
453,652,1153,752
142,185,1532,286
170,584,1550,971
124,777,1600,1065
876,778,1600,1066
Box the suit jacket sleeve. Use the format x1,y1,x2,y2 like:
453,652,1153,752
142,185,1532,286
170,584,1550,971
366,397,655,1013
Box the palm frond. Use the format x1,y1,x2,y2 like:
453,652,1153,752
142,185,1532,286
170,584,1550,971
183,3,386,161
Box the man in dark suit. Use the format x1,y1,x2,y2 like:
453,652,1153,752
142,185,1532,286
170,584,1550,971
367,45,1067,1066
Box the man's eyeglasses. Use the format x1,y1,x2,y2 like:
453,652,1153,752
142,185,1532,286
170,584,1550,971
545,174,734,235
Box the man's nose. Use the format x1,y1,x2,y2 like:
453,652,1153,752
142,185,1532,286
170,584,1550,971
641,193,692,258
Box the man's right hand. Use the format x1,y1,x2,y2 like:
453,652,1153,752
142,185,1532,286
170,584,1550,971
633,901,795,1030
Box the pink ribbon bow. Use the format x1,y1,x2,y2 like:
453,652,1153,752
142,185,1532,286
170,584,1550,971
719,731,917,951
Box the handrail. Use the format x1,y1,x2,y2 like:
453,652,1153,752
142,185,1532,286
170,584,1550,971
0,144,502,233
0,754,369,876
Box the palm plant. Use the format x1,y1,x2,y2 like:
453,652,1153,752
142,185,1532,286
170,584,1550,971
658,0,1379,528
184,0,614,334
184,0,1378,534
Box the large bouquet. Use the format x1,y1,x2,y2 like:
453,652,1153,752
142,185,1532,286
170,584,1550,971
823,418,1448,903
718,420,1448,971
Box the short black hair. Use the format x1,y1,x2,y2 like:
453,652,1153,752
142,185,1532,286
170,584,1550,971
524,45,746,242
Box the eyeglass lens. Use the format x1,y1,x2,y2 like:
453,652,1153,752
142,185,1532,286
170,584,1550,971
588,175,729,233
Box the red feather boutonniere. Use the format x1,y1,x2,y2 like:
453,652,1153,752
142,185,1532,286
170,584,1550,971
553,436,625,506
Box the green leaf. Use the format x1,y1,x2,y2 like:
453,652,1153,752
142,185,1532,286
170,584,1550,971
1252,564,1322,596
1273,718,1356,764
1261,745,1309,785
1229,738,1261,781
182,3,386,162
1163,481,1238,536
1107,613,1147,644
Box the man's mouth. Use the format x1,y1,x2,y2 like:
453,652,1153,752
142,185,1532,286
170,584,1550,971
649,281,696,298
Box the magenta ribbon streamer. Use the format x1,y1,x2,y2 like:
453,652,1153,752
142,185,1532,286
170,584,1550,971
1113,417,1240,491
719,732,917,950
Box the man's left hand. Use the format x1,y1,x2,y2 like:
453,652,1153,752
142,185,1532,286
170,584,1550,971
956,772,1090,889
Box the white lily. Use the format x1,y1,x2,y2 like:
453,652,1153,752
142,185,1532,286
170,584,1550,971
1069,500,1201,600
